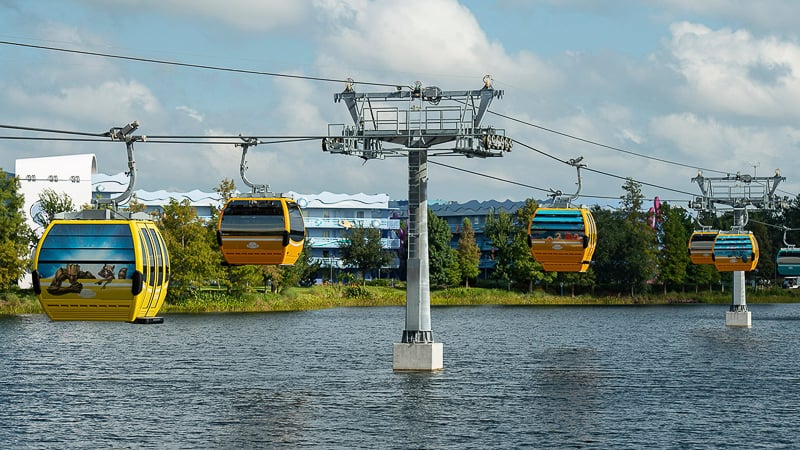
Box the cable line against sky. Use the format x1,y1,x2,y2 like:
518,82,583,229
490,109,731,176
511,138,699,197
3,39,776,187
0,122,717,202
0,40,406,89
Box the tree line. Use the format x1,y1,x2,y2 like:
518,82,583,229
3,170,800,300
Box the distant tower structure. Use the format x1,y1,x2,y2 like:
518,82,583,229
690,170,787,327
324,76,511,370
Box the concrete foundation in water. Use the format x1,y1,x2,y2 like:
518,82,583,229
726,310,752,328
393,342,443,371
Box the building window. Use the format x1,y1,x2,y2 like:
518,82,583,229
322,230,330,238
356,211,365,218
323,250,330,258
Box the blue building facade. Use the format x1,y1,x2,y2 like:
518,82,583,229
429,199,527,274
293,191,402,281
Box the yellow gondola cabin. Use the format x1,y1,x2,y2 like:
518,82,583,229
528,207,597,272
712,231,759,272
217,196,305,266
32,211,170,322
688,230,718,265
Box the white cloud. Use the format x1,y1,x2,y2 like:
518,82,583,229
176,106,204,123
312,0,559,91
7,79,161,123
656,0,800,31
666,21,800,119
77,0,310,31
649,112,798,174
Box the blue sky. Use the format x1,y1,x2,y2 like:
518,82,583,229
1,0,799,208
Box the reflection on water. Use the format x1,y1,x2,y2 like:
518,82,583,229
2,304,800,448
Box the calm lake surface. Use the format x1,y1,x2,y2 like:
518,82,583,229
2,303,800,449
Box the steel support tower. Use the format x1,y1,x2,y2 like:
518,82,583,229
324,76,511,370
691,170,787,327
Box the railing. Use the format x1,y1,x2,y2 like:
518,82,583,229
307,237,401,249
305,217,400,229
310,256,401,269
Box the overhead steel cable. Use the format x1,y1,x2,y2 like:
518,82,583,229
429,160,684,203
511,138,698,197
0,134,321,145
428,160,550,193
490,109,731,175
0,123,785,201
0,40,405,89
0,123,106,137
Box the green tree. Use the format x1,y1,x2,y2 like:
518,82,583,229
0,172,34,288
658,203,690,292
591,206,628,293
339,225,392,285
124,193,147,214
157,198,224,301
214,178,237,204
750,217,774,282
428,210,460,288
32,188,75,229
619,178,658,294
277,239,321,291
484,208,515,288
457,217,480,287
513,198,554,292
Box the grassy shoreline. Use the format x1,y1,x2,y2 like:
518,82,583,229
2,285,799,316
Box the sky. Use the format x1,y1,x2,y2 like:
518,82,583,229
1,0,799,209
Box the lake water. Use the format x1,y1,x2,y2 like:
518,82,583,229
1,303,799,448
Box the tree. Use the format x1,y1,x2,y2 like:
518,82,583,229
124,193,147,214
157,198,224,300
511,198,555,292
0,172,34,288
214,177,237,203
483,200,553,292
658,203,690,292
619,178,658,295
457,218,480,287
484,208,515,288
339,225,392,285
428,210,460,288
277,239,321,291
32,188,75,229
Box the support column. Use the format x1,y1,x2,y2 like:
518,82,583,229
393,149,443,371
725,209,752,328
726,270,751,327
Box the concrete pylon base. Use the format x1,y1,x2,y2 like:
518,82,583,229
393,342,443,371
726,310,752,328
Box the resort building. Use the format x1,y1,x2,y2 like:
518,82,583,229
16,154,533,284
430,200,528,276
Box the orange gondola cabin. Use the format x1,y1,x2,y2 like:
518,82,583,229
528,207,597,272
32,210,170,322
688,230,718,265
712,231,759,272
217,196,305,266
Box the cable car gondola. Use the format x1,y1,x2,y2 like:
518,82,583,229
32,211,170,322
777,248,800,277
31,122,169,322
529,207,597,272
217,196,305,265
527,157,597,272
688,229,718,265
215,137,306,266
776,227,800,277
712,231,758,272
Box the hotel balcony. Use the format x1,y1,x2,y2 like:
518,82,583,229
305,217,400,230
